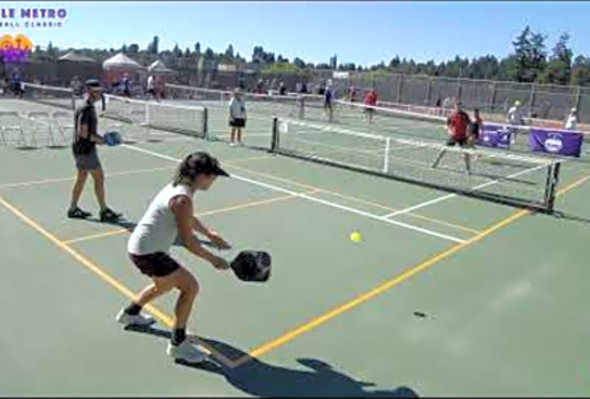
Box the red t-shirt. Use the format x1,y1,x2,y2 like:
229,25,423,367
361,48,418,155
365,92,377,106
447,111,470,139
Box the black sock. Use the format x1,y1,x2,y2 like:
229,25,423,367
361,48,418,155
124,303,142,316
171,328,186,346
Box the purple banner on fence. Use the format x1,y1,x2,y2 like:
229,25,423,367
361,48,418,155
478,123,512,149
529,129,584,158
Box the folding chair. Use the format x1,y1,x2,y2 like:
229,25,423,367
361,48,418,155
0,111,27,147
51,110,74,146
27,111,56,147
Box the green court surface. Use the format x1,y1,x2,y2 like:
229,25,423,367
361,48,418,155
1,97,590,396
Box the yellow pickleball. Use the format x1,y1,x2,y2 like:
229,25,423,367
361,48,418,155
350,231,362,243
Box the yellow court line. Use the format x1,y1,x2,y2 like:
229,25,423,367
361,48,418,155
233,173,590,367
0,194,237,368
0,166,175,189
63,189,321,245
225,162,482,235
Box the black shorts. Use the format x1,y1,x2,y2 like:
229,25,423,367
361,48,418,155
446,136,468,147
129,252,181,277
230,118,246,128
147,88,155,95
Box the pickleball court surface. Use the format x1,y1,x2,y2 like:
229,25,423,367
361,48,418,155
1,97,590,396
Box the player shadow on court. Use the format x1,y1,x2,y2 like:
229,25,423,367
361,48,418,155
124,325,419,398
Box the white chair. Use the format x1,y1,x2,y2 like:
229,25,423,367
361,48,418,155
0,111,27,147
28,111,56,147
51,110,74,146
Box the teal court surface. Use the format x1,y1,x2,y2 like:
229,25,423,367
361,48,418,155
1,96,590,396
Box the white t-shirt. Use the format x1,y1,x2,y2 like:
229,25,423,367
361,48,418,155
229,97,247,119
507,106,524,125
147,75,154,91
128,183,194,255
565,114,578,130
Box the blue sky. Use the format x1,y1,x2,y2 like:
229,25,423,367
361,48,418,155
2,1,590,66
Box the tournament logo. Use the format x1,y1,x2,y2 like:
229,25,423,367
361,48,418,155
543,132,564,153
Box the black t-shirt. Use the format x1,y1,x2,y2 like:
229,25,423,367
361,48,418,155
73,100,98,155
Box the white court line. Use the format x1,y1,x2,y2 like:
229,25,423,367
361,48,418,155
382,163,552,219
121,143,466,244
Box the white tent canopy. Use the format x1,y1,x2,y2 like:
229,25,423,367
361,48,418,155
102,52,143,71
58,51,97,63
148,59,174,74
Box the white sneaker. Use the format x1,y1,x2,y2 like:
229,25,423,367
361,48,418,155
167,339,209,363
116,308,155,327
230,142,237,147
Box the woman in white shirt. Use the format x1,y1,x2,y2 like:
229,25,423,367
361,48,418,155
117,152,231,364
229,88,247,146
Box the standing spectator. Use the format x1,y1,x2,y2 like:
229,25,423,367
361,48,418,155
122,73,132,97
146,74,156,100
565,108,578,130
228,88,247,146
324,81,334,122
295,81,302,94
279,82,287,95
301,82,308,94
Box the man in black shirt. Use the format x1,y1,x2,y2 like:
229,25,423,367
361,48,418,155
68,79,121,222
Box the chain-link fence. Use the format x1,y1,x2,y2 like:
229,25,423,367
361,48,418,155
307,71,587,123
12,57,589,124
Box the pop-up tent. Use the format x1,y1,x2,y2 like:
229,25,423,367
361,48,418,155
147,59,175,75
102,52,144,92
102,52,143,71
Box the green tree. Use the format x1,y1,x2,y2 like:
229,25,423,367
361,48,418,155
537,33,572,85
571,56,590,86
225,44,234,59
293,57,306,69
128,43,139,54
148,36,159,55
173,44,182,58
204,47,215,60
194,42,201,54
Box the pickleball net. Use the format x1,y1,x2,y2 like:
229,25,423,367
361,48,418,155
102,94,208,140
22,82,77,111
271,117,562,213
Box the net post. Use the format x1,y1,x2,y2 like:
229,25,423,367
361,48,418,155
70,90,76,111
544,161,561,213
299,96,305,119
271,117,279,152
203,107,209,140
383,137,391,173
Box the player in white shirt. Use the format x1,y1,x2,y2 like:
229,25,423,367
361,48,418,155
229,88,247,146
506,100,526,143
146,74,155,100
507,100,525,125
565,108,578,130
117,152,231,364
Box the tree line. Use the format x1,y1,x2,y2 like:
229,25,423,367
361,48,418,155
29,25,590,86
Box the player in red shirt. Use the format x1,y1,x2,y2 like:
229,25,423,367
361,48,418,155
364,88,378,124
432,101,472,173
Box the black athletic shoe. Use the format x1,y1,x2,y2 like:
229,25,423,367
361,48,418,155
68,207,92,219
100,208,122,223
